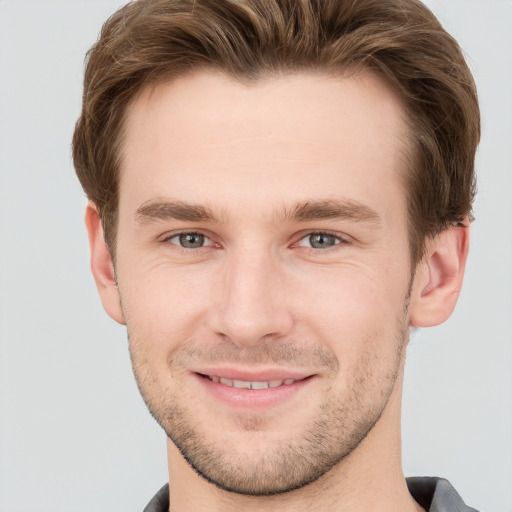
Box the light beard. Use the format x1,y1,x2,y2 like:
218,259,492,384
126,310,410,496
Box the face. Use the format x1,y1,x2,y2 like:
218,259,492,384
114,70,414,494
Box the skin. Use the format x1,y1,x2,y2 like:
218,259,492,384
87,70,469,512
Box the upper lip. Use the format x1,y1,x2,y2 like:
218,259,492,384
192,367,314,382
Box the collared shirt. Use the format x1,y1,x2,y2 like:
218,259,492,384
143,476,479,512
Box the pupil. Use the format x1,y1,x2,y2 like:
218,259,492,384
179,233,204,248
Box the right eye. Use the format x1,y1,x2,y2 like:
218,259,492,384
167,232,212,249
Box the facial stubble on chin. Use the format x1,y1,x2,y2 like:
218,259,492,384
122,269,412,496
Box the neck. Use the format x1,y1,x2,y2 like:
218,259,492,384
165,372,423,512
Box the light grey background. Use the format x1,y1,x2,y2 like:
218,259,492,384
0,1,510,511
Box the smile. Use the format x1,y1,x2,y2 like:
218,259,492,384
194,371,315,409
203,374,303,389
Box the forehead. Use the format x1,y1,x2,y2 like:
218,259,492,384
119,70,409,220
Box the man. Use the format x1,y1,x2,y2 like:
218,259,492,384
72,0,480,510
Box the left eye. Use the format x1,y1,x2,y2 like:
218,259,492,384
168,232,211,249
297,233,342,249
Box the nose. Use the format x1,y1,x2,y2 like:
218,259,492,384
208,249,294,347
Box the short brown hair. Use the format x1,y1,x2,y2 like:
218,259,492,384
72,0,480,264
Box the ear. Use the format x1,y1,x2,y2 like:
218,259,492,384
409,223,470,327
85,202,125,325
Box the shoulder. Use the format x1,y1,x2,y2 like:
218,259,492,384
143,483,170,512
407,476,479,512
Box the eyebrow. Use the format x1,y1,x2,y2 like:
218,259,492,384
282,199,381,225
135,199,222,223
134,198,381,226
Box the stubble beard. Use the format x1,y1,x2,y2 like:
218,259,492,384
126,306,410,496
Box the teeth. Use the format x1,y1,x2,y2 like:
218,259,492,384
208,375,299,389
251,381,269,390
233,379,251,389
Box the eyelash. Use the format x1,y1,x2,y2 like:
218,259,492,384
162,229,348,254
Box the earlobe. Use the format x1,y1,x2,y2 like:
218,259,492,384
409,223,470,328
85,202,125,325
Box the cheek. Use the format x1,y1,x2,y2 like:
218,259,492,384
118,263,213,356
291,264,408,352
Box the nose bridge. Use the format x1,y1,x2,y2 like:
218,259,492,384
210,244,293,346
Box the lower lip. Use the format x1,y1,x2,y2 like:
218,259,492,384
193,373,314,410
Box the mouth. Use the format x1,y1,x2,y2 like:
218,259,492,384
193,370,315,409
197,373,307,390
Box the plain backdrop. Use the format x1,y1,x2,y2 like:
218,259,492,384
0,1,511,511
